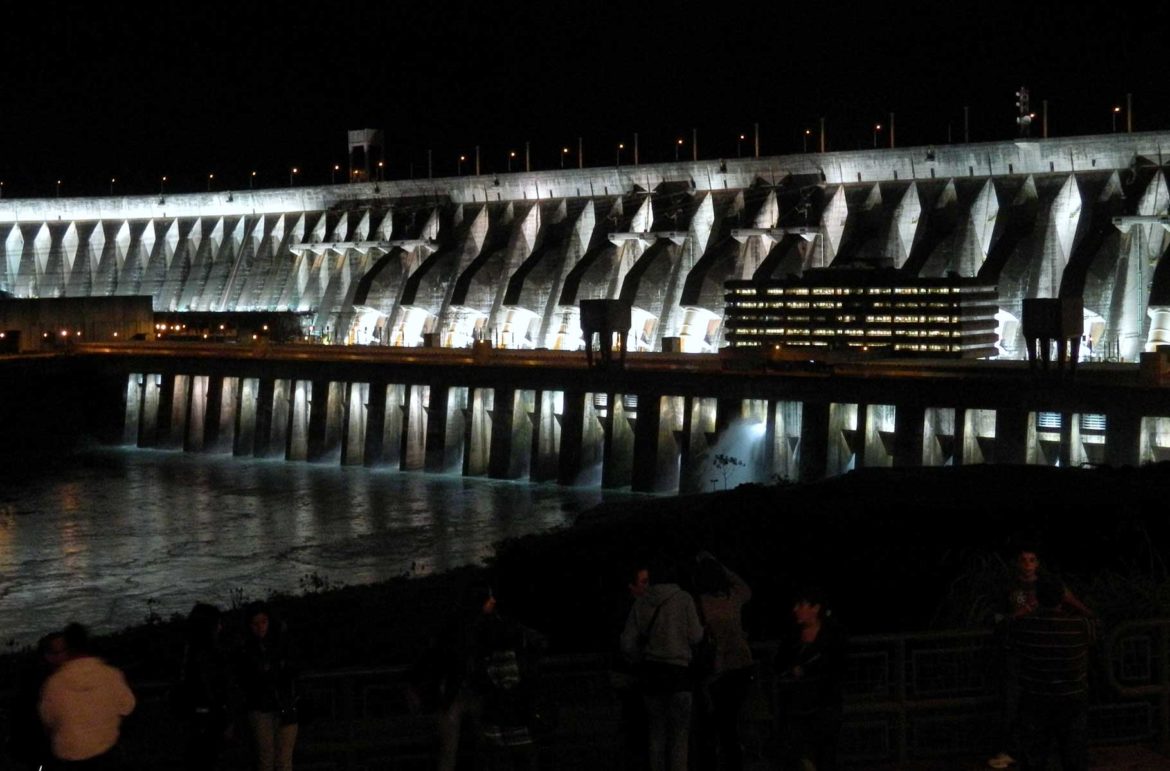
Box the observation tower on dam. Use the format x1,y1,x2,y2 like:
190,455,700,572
3,131,1170,361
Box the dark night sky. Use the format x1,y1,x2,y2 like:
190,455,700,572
2,1,1166,197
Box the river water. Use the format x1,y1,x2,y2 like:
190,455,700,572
0,448,626,648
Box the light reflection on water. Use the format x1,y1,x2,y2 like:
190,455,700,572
0,448,625,647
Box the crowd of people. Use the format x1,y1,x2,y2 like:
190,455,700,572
4,546,1100,771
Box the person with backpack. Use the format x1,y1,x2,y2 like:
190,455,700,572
621,560,704,771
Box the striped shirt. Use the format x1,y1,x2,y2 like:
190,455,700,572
1011,610,1094,697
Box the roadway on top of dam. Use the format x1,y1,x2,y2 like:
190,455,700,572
35,341,1170,416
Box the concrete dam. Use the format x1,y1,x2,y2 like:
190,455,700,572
4,132,1170,361
9,132,1170,492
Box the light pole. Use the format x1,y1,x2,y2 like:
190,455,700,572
675,138,683,161
508,151,516,172
0,181,5,199
377,160,384,181
616,143,624,166
458,155,466,176
1112,105,1121,133
160,176,167,196
289,167,298,186
207,173,214,192
561,147,569,168
250,171,256,189
873,123,882,148
737,134,746,158
803,129,811,152
109,177,116,195
332,164,339,184
56,179,61,198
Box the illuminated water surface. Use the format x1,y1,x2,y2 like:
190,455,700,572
0,448,624,647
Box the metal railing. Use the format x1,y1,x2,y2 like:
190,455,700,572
3,624,1168,769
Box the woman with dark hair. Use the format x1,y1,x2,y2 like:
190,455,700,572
238,602,298,771
775,588,846,771
692,552,753,771
179,602,234,771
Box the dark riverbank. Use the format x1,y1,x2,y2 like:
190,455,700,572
6,462,1169,686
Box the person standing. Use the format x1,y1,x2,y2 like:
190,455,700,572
238,602,298,771
692,553,753,771
1012,574,1094,771
775,588,846,771
178,603,235,771
621,561,704,771
38,623,136,770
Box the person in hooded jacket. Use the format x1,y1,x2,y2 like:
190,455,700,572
38,622,136,770
621,561,704,771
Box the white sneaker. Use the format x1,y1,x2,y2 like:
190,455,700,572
987,752,1016,769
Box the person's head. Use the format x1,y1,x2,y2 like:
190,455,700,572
187,602,222,647
244,601,271,640
627,565,650,598
693,558,730,597
61,622,90,658
1017,550,1041,580
1035,573,1064,609
792,587,829,627
38,631,68,669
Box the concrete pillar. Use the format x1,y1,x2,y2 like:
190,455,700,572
602,393,636,489
1105,410,1140,467
680,397,718,494
307,380,330,461
489,387,516,479
184,375,209,452
381,384,405,468
167,375,190,451
200,374,224,452
1059,412,1074,468
152,373,176,449
631,393,662,493
287,380,310,461
963,408,996,464
892,403,925,467
342,382,368,465
212,376,237,454
360,382,387,466
123,374,142,446
465,388,492,476
253,378,278,458
530,390,561,482
401,384,428,470
827,402,858,476
424,385,450,472
235,378,257,456
774,401,803,482
137,374,161,448
799,401,830,481
557,390,586,485
994,408,1028,465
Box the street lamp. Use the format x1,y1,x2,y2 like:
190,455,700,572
0,181,4,199
675,138,683,161
160,176,167,196
458,155,466,176
289,167,299,186
109,177,116,195
737,134,746,158
561,147,569,168
332,164,339,184
1112,105,1121,133
507,151,516,172
803,129,811,152
56,179,61,197
616,143,624,166
250,171,257,189
873,123,882,148
377,160,384,181
207,173,214,192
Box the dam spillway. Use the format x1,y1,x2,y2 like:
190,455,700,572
4,132,1170,361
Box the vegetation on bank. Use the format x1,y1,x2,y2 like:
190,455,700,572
4,463,1169,688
